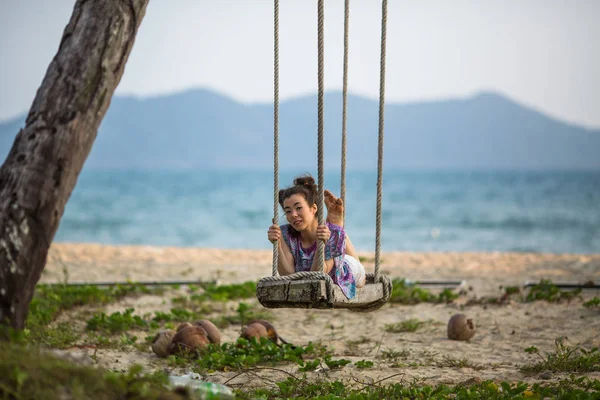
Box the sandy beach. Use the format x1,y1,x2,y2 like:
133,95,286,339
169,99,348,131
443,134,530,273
39,242,600,390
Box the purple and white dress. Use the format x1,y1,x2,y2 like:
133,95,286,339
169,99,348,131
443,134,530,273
280,221,357,299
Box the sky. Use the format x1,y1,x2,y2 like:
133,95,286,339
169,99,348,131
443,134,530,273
0,0,599,129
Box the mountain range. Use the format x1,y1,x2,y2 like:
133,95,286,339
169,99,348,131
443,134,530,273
1,89,599,170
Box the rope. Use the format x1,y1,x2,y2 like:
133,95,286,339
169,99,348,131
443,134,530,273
340,0,349,226
316,0,325,272
259,0,394,313
374,0,387,281
352,273,393,312
272,0,280,277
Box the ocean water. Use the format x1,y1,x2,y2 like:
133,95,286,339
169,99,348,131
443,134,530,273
54,169,600,254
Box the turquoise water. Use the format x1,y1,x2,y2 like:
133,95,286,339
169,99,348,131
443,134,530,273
55,169,600,254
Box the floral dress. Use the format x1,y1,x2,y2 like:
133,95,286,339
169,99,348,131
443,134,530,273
280,221,357,299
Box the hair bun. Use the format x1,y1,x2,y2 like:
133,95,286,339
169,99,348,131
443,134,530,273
293,174,316,187
279,173,318,210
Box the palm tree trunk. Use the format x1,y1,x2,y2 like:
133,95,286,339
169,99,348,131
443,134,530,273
0,0,149,333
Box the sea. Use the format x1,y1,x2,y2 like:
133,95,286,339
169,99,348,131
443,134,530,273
54,169,600,254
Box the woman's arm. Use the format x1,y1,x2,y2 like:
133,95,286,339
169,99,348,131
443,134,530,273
310,253,334,274
268,224,296,275
277,237,296,276
311,224,334,273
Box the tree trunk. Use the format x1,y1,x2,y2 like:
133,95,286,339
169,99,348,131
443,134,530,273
0,0,149,332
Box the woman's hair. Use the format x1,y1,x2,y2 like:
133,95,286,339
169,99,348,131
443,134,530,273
278,174,318,208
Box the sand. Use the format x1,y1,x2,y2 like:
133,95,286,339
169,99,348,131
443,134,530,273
40,243,600,390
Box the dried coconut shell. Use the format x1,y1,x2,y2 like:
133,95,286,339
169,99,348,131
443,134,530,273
176,322,194,332
194,319,221,345
169,326,210,355
241,322,269,341
248,320,280,343
151,330,176,358
447,313,476,341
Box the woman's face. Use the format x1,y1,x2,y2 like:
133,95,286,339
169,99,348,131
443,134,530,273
282,194,317,231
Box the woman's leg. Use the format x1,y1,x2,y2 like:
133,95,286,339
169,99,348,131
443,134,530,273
345,253,367,288
324,190,344,227
345,234,359,259
324,190,359,258
323,190,365,288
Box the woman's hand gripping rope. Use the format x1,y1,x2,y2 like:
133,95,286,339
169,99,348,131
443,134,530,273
268,224,282,243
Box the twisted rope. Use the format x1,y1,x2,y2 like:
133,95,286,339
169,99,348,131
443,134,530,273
272,0,280,277
259,0,394,313
316,0,325,271
351,273,393,312
374,0,387,281
340,0,349,225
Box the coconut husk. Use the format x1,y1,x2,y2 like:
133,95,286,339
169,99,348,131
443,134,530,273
248,320,279,343
151,330,176,358
447,313,476,341
194,319,221,345
176,322,193,332
169,326,210,355
241,322,269,342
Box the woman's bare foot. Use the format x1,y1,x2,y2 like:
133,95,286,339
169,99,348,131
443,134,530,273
324,190,344,227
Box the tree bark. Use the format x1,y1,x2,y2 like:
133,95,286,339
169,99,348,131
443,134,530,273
0,0,149,332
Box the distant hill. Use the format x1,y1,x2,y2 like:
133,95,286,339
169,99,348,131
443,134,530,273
1,89,599,170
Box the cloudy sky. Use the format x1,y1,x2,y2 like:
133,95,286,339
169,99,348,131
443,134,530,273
1,0,599,128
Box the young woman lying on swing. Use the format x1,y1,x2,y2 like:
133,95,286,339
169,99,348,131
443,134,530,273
267,174,367,300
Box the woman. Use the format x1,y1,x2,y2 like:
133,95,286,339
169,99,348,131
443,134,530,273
267,174,366,299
